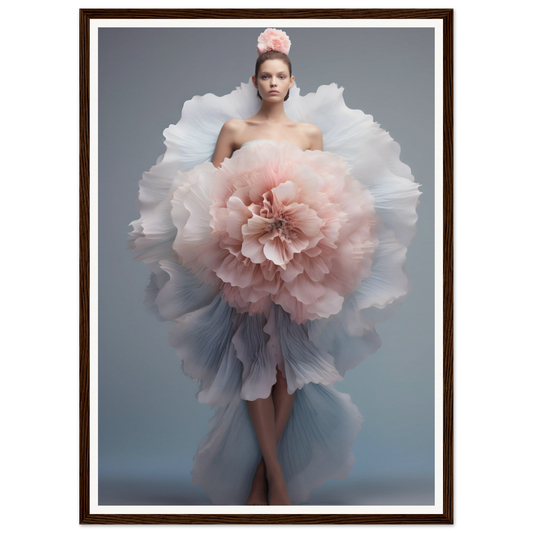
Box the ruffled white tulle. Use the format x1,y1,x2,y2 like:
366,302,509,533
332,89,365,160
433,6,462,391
128,79,420,504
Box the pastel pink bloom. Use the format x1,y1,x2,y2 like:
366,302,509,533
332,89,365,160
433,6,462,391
257,28,291,55
171,142,377,323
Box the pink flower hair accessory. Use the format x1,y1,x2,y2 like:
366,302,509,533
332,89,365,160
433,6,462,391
257,28,291,55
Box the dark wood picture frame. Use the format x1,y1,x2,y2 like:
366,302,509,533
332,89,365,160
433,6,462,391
80,8,453,525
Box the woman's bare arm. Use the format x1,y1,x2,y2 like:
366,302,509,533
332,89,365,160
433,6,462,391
307,124,323,151
212,119,242,168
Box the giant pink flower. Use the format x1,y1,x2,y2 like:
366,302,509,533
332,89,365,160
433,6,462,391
171,141,377,323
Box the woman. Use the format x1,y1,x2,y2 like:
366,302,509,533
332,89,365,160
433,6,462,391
213,45,321,505
128,28,420,506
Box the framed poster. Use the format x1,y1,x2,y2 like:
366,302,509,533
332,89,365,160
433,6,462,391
77,4,459,530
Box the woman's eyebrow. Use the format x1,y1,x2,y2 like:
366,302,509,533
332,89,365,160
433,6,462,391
260,71,288,75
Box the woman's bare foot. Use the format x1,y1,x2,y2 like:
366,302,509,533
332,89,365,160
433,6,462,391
246,459,268,505
266,465,292,505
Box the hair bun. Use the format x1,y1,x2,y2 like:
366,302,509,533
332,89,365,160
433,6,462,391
257,28,291,55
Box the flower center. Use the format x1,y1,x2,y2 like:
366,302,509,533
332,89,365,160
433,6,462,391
265,214,296,240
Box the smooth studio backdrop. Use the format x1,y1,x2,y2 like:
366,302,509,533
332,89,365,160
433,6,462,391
97,26,435,506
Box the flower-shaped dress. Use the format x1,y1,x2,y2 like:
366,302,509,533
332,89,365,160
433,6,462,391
128,79,421,505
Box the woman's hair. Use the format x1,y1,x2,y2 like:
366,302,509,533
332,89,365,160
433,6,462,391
255,50,292,102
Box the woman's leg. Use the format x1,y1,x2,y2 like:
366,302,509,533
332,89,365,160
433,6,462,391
246,367,294,505
272,367,295,440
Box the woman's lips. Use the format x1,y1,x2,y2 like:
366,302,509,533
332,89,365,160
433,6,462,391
269,91,279,94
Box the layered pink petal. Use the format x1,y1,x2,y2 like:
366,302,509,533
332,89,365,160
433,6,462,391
171,141,378,323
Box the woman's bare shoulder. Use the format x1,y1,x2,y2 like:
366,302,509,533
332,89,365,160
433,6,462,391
298,122,323,149
220,118,247,135
220,118,258,144
213,119,247,167
297,122,321,136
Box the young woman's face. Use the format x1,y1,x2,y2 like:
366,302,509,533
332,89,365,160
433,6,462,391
254,59,294,101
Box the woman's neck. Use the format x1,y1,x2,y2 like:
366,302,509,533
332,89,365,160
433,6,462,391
255,101,290,123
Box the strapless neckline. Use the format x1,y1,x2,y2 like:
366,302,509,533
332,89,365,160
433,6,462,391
238,139,306,152
240,139,277,149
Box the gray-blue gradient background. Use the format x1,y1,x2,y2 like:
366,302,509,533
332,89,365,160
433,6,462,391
98,26,435,506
